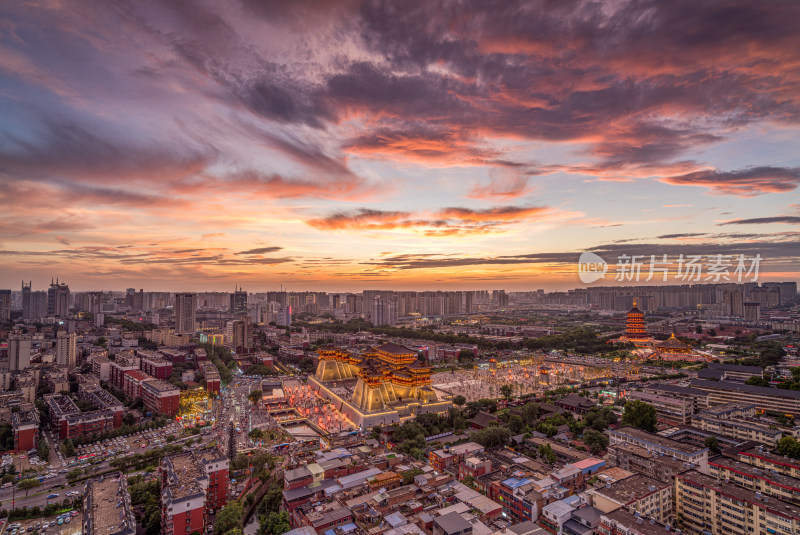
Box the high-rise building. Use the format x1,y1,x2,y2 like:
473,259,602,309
230,317,253,353
0,289,10,322
55,331,77,367
174,293,197,335
126,288,144,312
230,286,247,317
21,281,32,319
8,335,32,371
277,305,292,326
47,279,70,317
371,295,398,326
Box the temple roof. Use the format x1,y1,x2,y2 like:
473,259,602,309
657,333,690,350
376,343,415,355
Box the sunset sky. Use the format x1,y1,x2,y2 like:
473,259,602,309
1,1,799,291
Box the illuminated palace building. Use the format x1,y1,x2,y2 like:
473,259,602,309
309,343,451,429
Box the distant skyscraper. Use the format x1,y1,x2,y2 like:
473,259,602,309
47,279,70,317
278,305,292,326
0,290,10,322
174,293,197,334
230,286,248,317
8,335,31,371
126,288,144,312
371,295,398,326
464,291,474,314
56,331,77,367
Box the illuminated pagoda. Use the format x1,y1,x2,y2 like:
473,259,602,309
650,333,709,362
614,298,656,347
310,343,450,428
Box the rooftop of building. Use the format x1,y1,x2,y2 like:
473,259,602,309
85,473,135,535
433,511,471,534
707,362,764,374
11,406,39,426
557,395,596,408
286,465,313,481
141,378,179,394
627,391,689,405
610,427,707,456
123,369,150,381
375,343,416,356
45,394,80,417
306,505,351,528
710,457,800,490
508,521,546,535
738,445,800,469
691,379,800,399
600,508,669,535
678,469,800,520
608,442,691,470
641,383,708,397
698,401,757,416
593,474,668,505
162,451,208,503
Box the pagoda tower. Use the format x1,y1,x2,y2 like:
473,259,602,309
625,298,647,337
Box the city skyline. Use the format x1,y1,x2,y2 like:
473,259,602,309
1,2,800,291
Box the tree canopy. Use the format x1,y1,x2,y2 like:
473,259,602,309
621,400,657,432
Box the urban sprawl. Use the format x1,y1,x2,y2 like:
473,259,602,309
0,281,799,535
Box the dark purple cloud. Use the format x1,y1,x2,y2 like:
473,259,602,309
662,167,800,196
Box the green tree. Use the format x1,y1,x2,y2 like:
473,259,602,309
471,426,511,448
745,376,770,387
508,414,524,434
621,400,658,432
500,384,514,401
249,428,265,441
259,510,290,535
453,395,466,408
61,438,75,457
402,468,423,484
248,390,263,404
583,429,609,454
704,436,721,454
19,478,40,497
37,438,49,461
66,468,83,483
777,436,800,459
216,501,244,534
539,443,557,465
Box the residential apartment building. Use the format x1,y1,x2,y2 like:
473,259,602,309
627,391,693,425
737,445,800,479
691,379,800,416
675,470,800,535
161,447,229,535
640,383,709,413
607,427,709,474
598,508,669,535
139,351,173,380
591,474,672,524
141,379,180,416
709,457,800,505
12,406,39,452
429,442,485,472
83,472,137,535
691,402,783,447
110,352,140,389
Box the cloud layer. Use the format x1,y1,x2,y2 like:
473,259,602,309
0,0,799,288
